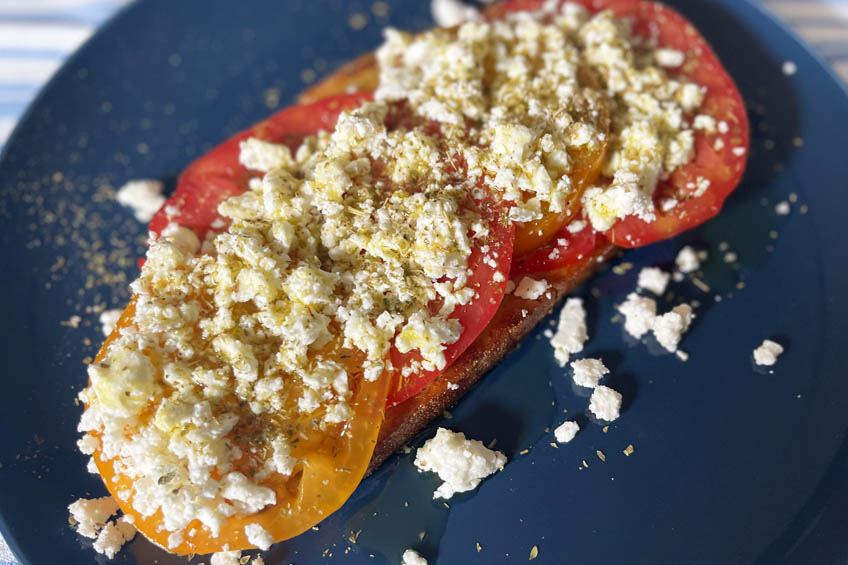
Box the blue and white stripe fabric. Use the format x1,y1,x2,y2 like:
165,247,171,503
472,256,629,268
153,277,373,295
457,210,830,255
0,0,846,563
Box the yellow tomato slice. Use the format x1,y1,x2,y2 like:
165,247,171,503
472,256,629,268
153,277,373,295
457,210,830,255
512,135,609,258
89,299,390,555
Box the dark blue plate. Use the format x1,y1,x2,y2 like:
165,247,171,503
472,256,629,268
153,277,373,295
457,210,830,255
1,1,847,563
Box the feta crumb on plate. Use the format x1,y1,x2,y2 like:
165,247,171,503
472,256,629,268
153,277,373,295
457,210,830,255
554,421,580,443
753,339,784,366
210,550,243,565
115,179,166,223
637,267,670,295
652,304,694,352
402,548,428,565
92,517,136,559
775,201,791,215
675,245,701,273
618,292,657,338
589,386,623,422
244,522,274,551
570,358,608,388
549,297,588,366
782,60,797,76
414,428,506,499
68,496,119,539
514,276,550,300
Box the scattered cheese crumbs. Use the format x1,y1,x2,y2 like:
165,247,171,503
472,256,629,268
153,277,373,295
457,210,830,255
414,428,506,499
244,523,274,551
732,146,747,156
753,339,784,366
623,444,635,456
654,48,685,67
637,267,670,296
238,138,293,172
68,496,120,539
115,179,166,223
775,201,791,215
446,382,459,390
514,277,550,300
402,548,428,565
675,245,701,273
549,297,588,366
652,304,694,352
676,349,689,362
570,358,608,388
554,421,579,444
210,550,243,565
618,292,657,338
782,61,797,76
92,516,136,559
430,0,480,27
98,309,123,337
723,252,737,263
589,386,623,422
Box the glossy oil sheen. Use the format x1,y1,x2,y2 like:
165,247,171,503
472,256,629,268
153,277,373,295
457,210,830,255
0,1,847,563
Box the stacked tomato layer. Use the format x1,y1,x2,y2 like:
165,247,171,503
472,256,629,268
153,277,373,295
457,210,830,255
97,0,747,554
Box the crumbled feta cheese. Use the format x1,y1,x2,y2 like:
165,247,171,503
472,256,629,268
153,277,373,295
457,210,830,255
115,179,166,223
549,297,588,366
414,428,506,499
68,496,120,539
723,252,737,263
570,358,609,388
618,292,657,338
652,304,694,352
431,0,480,27
693,115,717,132
589,386,622,421
654,48,685,67
98,308,123,337
753,339,784,366
402,548,428,565
244,523,274,551
239,137,294,172
92,516,136,559
675,245,701,273
514,277,550,300
554,420,580,443
210,550,243,565
637,267,670,296
775,201,790,215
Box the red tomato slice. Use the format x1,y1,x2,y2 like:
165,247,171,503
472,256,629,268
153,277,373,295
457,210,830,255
486,0,750,248
510,219,603,277
386,195,514,407
148,92,373,237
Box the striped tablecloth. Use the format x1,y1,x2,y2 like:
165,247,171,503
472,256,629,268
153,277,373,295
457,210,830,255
0,0,846,563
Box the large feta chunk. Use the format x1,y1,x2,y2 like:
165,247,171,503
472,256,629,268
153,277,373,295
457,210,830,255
414,428,506,499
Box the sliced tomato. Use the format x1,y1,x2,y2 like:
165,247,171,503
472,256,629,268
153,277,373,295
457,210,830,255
510,219,604,277
90,300,391,554
386,195,514,407
487,0,749,248
148,92,373,238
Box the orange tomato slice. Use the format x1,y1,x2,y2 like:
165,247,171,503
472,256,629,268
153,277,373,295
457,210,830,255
511,104,610,258
89,300,390,555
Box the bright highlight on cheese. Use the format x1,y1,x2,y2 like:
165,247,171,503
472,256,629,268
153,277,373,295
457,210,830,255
414,428,507,499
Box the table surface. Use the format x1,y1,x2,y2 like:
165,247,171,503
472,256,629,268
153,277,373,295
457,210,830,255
0,0,846,563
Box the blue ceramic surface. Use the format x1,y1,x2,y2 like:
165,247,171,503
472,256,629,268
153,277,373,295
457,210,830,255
1,1,847,563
